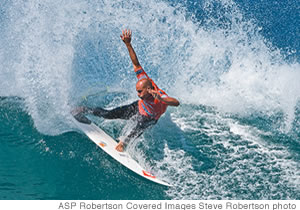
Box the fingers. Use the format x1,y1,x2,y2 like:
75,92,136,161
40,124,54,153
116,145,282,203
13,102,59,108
121,29,131,38
148,89,162,100
148,89,154,95
148,89,158,98
125,29,131,37
148,89,156,95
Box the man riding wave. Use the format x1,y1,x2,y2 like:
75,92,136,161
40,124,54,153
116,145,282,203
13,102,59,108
72,29,180,152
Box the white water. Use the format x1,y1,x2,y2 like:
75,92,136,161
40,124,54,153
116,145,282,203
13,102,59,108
160,107,300,199
1,0,299,135
0,0,299,200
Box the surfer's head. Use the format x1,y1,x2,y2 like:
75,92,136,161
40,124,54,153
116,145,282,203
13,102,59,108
136,79,153,100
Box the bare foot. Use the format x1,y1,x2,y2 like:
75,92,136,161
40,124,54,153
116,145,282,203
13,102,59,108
115,141,125,152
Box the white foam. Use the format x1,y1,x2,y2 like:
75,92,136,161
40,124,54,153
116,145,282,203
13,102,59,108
161,108,300,199
1,0,299,135
0,0,299,199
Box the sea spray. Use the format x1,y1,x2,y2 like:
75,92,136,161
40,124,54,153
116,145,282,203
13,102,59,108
0,0,299,200
1,0,299,135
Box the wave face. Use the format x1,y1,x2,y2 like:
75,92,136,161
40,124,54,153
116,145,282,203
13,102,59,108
0,0,299,199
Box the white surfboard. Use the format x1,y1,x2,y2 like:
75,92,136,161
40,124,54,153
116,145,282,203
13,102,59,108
72,118,171,187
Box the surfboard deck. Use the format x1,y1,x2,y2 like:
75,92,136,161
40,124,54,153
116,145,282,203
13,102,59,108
72,118,171,187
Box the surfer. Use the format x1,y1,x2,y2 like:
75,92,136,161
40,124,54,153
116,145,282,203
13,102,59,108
73,29,179,152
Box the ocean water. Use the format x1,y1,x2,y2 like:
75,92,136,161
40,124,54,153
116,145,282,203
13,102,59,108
0,0,299,200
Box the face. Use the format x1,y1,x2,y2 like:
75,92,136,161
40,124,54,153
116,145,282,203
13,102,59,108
136,80,151,100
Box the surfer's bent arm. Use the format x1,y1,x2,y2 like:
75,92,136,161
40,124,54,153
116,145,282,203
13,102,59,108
148,89,180,106
159,96,180,106
121,29,142,71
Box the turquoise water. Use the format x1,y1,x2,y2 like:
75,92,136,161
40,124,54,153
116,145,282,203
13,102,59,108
0,0,299,199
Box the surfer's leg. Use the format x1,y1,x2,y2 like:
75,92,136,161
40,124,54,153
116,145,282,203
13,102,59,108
123,115,157,145
93,101,139,120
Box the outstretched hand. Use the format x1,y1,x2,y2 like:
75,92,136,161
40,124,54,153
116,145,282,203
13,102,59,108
120,29,132,44
147,88,162,100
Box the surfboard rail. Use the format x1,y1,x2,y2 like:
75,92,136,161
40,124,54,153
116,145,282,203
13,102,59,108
72,118,171,187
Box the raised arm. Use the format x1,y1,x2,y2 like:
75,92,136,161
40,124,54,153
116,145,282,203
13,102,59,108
120,29,141,70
